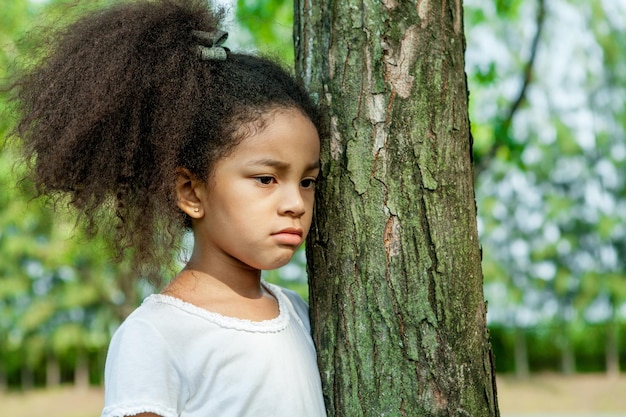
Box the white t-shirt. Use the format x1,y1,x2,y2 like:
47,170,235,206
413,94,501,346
101,283,327,417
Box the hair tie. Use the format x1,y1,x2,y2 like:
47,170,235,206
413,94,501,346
192,30,228,61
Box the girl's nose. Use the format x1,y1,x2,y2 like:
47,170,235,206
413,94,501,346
279,185,306,217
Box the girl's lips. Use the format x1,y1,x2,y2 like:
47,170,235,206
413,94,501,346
272,228,303,246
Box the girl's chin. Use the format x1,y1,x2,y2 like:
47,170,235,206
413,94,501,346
256,254,298,272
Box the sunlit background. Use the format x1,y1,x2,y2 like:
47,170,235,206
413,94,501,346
1,0,626,416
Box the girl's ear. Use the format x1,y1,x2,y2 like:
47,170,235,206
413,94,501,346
175,168,206,219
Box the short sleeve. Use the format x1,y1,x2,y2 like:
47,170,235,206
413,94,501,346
101,316,186,417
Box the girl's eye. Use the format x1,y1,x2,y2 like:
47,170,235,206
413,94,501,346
254,176,275,185
301,178,316,189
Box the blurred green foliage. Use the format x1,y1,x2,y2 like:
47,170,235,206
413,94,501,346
236,0,293,64
0,0,149,388
466,0,626,375
0,0,625,389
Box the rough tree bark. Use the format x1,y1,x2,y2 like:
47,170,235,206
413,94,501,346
295,1,499,415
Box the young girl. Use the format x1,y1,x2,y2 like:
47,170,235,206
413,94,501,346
11,0,326,415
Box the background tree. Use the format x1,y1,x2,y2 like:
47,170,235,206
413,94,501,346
295,1,498,415
468,0,626,377
1,0,625,394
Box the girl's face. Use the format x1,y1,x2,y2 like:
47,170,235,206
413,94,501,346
193,108,320,272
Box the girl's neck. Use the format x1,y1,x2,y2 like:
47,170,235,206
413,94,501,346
160,257,279,322
176,262,263,299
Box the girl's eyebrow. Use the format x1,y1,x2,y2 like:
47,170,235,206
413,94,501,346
248,158,289,170
248,158,320,171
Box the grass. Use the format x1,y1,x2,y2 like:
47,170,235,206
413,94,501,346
497,373,626,415
2,373,626,416
0,386,103,417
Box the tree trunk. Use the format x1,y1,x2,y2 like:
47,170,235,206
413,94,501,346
606,318,620,378
74,350,90,390
21,366,34,391
560,338,575,376
46,354,61,387
513,327,529,379
0,361,6,392
295,1,499,415
556,320,575,375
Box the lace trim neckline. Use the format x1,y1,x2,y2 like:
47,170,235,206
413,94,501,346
143,282,290,333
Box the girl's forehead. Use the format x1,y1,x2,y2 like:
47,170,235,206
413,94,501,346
223,109,320,162
237,108,317,142
241,106,308,130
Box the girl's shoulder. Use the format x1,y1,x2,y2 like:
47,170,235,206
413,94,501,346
263,282,311,332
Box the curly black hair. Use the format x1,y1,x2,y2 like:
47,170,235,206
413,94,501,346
10,0,321,283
